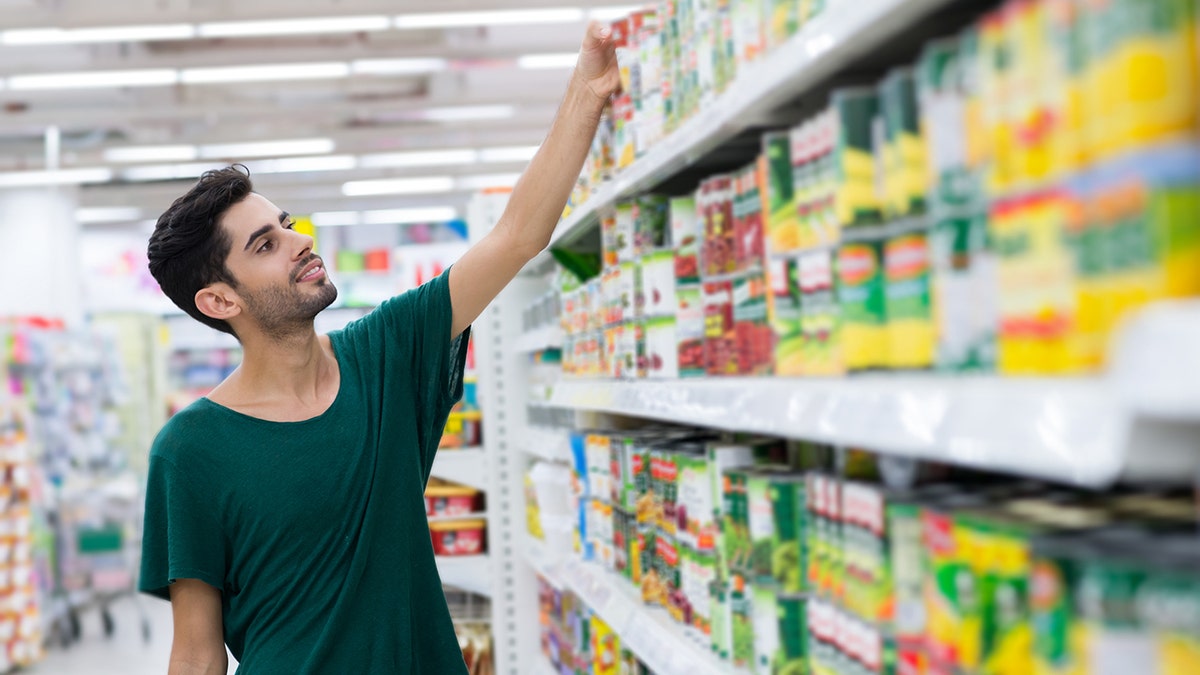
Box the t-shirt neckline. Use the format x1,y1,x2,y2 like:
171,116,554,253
198,332,346,426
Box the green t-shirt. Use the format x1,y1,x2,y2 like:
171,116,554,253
139,268,471,674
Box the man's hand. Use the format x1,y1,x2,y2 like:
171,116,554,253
575,21,620,103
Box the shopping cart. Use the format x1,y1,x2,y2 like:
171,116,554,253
45,474,151,648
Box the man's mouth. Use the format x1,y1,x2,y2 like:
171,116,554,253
296,260,326,283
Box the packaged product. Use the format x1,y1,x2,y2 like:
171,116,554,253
723,468,754,577
832,88,884,228
657,529,684,620
424,481,480,517
591,613,620,675
884,222,936,369
733,159,768,272
704,279,738,376
730,572,755,669
615,202,637,264
798,249,843,376
677,284,707,377
764,130,801,252
584,433,614,503
601,212,619,269
676,442,714,550
746,469,806,594
681,544,718,643
708,438,786,580
671,195,703,283
611,17,638,169
702,174,738,276
733,272,774,375
766,0,800,47
429,519,486,556
732,0,766,69
640,249,677,317
644,316,680,379
841,480,894,625
838,231,889,371
768,255,805,375
879,67,928,219
634,195,670,254
712,578,734,661
613,507,634,580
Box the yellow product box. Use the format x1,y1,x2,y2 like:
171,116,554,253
979,11,1018,196
832,88,884,228
590,614,621,675
1112,0,1199,152
1006,0,1057,189
884,225,937,370
765,130,801,253
837,234,888,372
1045,0,1089,176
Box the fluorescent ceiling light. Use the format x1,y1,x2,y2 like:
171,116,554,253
456,173,522,191
479,145,539,163
181,62,350,84
104,145,198,163
358,149,478,169
351,58,448,75
245,155,357,174
198,16,391,38
588,6,641,21
199,138,335,159
0,168,113,187
342,176,455,197
361,207,458,225
518,53,578,70
75,207,143,223
7,69,178,91
422,105,515,122
1,24,195,45
311,211,362,227
121,162,221,182
394,8,584,29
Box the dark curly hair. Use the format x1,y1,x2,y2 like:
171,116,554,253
147,165,252,336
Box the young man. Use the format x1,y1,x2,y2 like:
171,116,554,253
139,23,618,675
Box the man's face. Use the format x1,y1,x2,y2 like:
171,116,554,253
220,193,337,338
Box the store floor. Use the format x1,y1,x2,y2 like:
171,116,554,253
32,595,238,674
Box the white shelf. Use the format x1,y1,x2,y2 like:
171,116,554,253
437,554,492,597
430,447,488,492
522,425,573,464
527,0,955,270
516,326,565,354
523,536,728,675
536,655,559,675
531,304,1200,487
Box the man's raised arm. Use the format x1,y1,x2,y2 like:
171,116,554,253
447,21,619,338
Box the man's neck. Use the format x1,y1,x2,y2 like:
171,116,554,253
222,325,337,408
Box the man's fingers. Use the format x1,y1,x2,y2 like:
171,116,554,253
582,20,611,51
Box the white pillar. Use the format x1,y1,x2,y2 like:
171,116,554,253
0,187,83,325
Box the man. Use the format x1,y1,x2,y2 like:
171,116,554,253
139,22,619,675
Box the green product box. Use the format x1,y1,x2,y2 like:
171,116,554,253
768,255,804,376
888,501,927,642
723,468,753,577
711,578,734,661
657,529,685,623
677,284,707,377
751,585,780,675
708,438,786,581
615,201,637,263
733,271,774,376
730,573,755,670
613,507,633,581
884,223,936,370
831,87,883,228
798,249,843,377
879,66,927,219
841,481,893,625
838,232,889,372
747,469,807,594
635,194,671,255
681,544,718,642
671,195,703,284
676,441,715,551
764,131,800,253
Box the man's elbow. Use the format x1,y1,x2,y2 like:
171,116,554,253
169,649,228,675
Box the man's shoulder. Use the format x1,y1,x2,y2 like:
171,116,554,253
149,399,227,463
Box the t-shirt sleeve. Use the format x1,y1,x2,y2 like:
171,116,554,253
363,266,471,475
139,454,227,601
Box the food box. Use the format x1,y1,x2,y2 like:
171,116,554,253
651,446,681,535
658,530,684,620
615,202,637,263
635,195,670,254
884,224,936,370
641,249,677,317
733,272,774,376
425,481,480,517
733,159,768,272
681,544,718,643
645,316,679,379
879,67,928,219
768,255,805,375
702,175,737,277
429,519,486,556
841,481,894,624
799,249,843,376
832,87,884,229
753,588,808,675
723,468,754,576
712,578,734,661
704,279,738,376
730,573,755,670
838,232,889,371
747,469,806,593
764,130,801,252
676,443,714,550
671,195,703,283
677,285,706,377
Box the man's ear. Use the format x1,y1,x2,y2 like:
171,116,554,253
195,283,242,323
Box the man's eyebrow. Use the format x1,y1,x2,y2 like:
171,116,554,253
243,224,274,252
279,211,290,224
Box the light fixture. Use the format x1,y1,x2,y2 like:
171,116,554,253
7,69,178,91
360,207,458,224
75,207,143,223
456,173,522,190
358,149,478,169
311,211,362,227
588,6,641,21
478,146,539,163
422,105,515,122
199,138,336,159
197,16,391,38
104,145,198,163
0,168,113,187
120,162,222,182
0,24,196,45
342,176,455,197
351,58,448,75
518,53,578,70
394,8,584,30
246,155,357,174
181,62,350,84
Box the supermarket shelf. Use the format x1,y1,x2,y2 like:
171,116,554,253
523,536,725,674
1111,300,1200,421
430,447,488,492
428,511,488,524
526,0,954,271
522,425,573,464
437,554,492,597
536,655,560,675
516,326,565,354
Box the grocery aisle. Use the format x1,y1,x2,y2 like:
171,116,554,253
30,597,237,675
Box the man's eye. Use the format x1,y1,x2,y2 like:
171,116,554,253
284,221,296,230
257,240,273,253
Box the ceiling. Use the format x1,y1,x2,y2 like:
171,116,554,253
0,0,634,228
